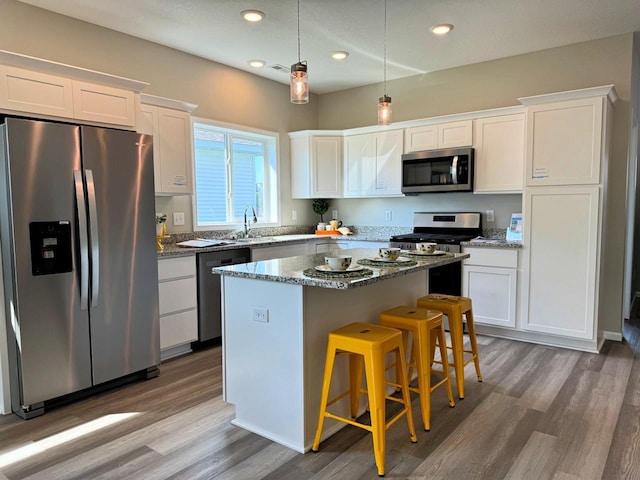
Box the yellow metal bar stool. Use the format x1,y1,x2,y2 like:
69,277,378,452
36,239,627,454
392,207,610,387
416,294,482,399
379,306,456,431
312,322,418,477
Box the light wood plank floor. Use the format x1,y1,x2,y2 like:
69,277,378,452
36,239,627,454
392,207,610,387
1,323,639,480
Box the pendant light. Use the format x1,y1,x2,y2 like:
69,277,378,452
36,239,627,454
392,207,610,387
290,0,309,104
377,0,392,124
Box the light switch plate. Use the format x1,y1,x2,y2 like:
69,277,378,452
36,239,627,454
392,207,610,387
486,210,495,222
173,212,185,226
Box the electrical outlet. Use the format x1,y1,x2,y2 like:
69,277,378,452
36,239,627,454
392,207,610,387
252,307,269,323
486,210,495,223
173,212,185,226
385,210,392,221
292,210,297,221
332,210,338,220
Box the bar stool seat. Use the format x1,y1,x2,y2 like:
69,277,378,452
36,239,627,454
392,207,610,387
312,322,418,477
416,294,482,399
379,306,455,431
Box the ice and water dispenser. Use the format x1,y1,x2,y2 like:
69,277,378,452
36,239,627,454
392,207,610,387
29,221,73,276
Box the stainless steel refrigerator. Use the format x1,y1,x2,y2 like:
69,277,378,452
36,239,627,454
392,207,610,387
0,117,160,419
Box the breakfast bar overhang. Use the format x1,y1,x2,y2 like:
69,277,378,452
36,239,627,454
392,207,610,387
213,248,469,453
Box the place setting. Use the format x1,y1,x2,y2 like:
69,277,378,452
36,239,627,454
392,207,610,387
303,254,374,279
357,247,418,267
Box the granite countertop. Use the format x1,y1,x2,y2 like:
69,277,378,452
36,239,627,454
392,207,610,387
461,237,523,249
157,233,388,257
212,247,469,290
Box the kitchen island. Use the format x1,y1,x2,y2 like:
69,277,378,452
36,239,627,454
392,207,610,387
213,248,469,453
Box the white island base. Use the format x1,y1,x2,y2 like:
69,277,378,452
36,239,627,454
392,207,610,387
222,271,428,453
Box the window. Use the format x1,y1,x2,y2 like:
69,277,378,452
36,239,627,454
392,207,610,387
192,119,279,230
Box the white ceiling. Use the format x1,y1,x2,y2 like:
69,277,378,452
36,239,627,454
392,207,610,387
18,0,640,94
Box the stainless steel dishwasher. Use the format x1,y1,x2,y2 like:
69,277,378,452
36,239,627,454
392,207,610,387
196,248,251,343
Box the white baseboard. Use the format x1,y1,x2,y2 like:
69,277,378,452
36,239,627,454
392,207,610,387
603,331,623,342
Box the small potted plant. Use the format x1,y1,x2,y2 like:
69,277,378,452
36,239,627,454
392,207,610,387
312,199,329,229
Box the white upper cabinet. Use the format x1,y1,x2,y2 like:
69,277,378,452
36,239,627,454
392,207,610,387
140,94,197,196
344,130,403,197
289,132,342,198
522,95,607,186
0,65,74,118
404,120,472,153
0,52,147,128
72,81,136,127
473,114,525,193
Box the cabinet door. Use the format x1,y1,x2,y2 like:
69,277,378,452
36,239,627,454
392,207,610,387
522,186,599,339
463,265,517,328
473,114,525,193
374,130,403,196
251,242,308,261
0,64,74,118
139,105,162,193
404,124,438,152
438,120,473,149
344,134,374,197
157,107,193,195
311,136,342,197
72,81,136,127
525,97,603,186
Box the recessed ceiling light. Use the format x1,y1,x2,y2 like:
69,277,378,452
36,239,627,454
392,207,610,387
430,23,454,35
248,59,266,68
241,10,265,22
331,51,349,60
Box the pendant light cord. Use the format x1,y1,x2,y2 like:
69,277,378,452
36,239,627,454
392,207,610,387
383,0,387,95
297,0,301,62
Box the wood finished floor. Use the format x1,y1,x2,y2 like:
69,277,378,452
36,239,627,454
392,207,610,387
0,323,639,480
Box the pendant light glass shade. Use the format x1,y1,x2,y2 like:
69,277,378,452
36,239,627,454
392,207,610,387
290,61,309,104
378,95,392,125
291,0,309,104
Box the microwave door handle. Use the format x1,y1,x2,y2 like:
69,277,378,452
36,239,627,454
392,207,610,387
451,156,459,184
74,170,89,310
86,169,100,308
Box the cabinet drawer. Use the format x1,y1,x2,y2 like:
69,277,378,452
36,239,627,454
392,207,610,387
463,247,518,268
160,309,198,349
159,276,197,314
158,255,196,280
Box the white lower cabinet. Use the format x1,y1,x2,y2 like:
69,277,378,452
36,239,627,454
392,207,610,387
462,247,518,328
522,186,600,340
251,242,309,261
315,240,388,253
157,255,198,360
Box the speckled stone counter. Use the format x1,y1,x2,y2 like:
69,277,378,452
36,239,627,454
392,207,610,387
221,246,466,453
213,248,467,290
461,238,523,249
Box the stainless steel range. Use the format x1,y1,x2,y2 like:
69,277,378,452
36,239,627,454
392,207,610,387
390,212,482,295
390,212,482,253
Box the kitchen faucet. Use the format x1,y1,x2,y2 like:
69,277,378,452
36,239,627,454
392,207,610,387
243,206,258,236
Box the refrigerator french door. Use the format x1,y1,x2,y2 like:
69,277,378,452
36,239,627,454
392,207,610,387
0,117,160,418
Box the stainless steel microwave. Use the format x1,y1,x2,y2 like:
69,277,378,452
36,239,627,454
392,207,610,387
401,147,474,194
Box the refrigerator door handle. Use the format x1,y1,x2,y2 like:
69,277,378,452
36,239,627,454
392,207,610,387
86,169,100,307
74,170,90,310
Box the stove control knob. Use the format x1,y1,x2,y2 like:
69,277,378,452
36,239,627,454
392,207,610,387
441,245,449,252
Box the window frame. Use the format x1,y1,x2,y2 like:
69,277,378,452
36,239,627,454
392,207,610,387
191,117,280,231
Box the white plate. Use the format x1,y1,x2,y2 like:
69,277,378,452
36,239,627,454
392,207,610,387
315,264,365,273
369,256,413,263
406,250,447,256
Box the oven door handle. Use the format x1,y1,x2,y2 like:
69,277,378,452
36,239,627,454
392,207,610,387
451,156,459,184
